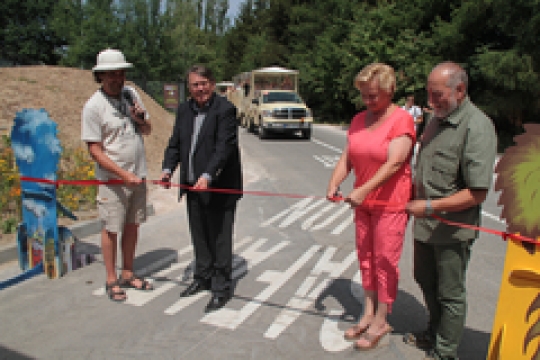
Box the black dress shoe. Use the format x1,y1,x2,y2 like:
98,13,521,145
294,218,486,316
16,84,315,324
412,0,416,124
204,294,231,312
180,280,210,297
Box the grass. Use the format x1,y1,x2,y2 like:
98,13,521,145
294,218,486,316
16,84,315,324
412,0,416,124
17,77,37,84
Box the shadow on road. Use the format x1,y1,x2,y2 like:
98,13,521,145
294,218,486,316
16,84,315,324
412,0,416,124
0,344,34,359
313,277,492,359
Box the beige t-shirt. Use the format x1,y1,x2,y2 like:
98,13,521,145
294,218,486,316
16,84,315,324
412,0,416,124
81,86,148,180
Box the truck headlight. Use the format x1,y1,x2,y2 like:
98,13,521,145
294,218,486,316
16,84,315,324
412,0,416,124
306,109,312,117
262,110,272,118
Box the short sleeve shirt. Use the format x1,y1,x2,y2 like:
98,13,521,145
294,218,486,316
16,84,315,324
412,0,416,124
414,97,497,243
81,86,148,180
348,107,416,211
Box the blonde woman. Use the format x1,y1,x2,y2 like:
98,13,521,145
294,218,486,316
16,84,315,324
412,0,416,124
326,63,415,350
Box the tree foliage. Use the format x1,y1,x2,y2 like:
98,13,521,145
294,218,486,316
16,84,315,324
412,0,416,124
220,0,540,144
3,0,539,147
0,0,64,65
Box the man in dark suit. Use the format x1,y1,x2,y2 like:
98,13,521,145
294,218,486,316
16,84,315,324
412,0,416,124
161,65,242,312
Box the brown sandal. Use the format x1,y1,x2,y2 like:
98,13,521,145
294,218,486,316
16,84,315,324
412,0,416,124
119,275,154,291
344,324,369,340
354,326,393,351
105,280,127,302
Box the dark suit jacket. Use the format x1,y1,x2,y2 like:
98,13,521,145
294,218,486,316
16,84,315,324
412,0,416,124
162,93,242,209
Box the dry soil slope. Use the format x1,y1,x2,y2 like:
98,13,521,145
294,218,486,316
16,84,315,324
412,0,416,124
0,66,174,180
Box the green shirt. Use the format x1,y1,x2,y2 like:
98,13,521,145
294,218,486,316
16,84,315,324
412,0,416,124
414,97,497,243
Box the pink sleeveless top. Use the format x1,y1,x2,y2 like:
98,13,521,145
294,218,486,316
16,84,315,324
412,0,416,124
347,107,415,211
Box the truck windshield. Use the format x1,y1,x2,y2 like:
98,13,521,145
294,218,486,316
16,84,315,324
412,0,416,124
263,92,302,103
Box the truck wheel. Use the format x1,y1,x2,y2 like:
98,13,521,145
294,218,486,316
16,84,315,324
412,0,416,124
302,129,311,140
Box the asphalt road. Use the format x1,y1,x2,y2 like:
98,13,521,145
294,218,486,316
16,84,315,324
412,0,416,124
0,125,507,359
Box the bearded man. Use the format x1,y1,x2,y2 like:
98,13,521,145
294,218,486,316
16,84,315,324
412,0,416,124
404,62,497,360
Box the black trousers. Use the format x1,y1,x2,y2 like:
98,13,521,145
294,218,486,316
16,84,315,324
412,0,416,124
186,191,237,296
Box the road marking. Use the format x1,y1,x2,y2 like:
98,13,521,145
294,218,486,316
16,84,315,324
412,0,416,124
89,227,363,353
164,291,209,314
301,203,338,230
200,245,321,330
93,237,256,300
316,272,365,352
231,238,290,279
313,155,333,168
313,155,340,168
262,197,353,235
128,237,258,306
164,238,290,315
126,260,191,306
320,309,352,352
312,138,343,154
309,205,350,232
264,248,356,339
262,197,326,228
331,214,354,235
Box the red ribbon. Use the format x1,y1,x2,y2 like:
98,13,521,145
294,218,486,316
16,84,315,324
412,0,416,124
20,176,539,245
21,177,125,186
430,214,538,245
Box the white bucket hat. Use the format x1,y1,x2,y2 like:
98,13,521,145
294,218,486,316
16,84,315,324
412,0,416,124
92,48,133,72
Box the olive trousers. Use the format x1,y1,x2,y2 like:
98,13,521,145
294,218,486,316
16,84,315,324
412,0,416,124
413,239,474,359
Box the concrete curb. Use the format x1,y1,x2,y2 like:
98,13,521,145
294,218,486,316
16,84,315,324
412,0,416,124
0,204,155,266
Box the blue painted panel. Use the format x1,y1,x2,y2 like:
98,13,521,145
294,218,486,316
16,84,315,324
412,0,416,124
11,109,62,275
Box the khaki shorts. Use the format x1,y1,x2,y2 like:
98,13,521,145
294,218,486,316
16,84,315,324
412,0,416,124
97,183,147,233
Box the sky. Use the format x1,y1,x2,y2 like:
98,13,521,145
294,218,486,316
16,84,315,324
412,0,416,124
226,0,244,21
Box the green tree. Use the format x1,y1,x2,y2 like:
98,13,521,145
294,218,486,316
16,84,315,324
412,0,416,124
51,0,84,57
428,0,540,149
53,0,120,69
285,0,359,121
0,0,64,65
117,0,175,84
168,0,219,78
216,0,231,35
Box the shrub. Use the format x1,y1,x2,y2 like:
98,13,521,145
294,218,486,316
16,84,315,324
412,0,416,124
0,136,96,234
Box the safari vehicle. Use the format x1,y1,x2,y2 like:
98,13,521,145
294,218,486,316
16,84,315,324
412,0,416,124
231,72,251,127
215,81,234,98
234,66,313,140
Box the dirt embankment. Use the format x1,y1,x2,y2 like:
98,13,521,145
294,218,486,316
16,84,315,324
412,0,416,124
0,66,182,247
0,65,174,179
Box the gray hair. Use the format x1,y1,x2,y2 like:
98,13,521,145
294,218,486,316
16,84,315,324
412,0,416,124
434,61,468,92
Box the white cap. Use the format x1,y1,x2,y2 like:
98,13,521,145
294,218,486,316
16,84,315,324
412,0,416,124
92,48,133,72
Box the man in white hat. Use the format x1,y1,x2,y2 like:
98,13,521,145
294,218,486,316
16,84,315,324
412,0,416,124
82,48,153,301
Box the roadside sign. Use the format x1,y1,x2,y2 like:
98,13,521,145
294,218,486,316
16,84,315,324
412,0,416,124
163,84,179,110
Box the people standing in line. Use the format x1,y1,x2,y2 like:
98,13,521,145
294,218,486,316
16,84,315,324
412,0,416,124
326,63,415,350
403,94,423,133
161,65,242,313
404,62,497,360
82,48,153,302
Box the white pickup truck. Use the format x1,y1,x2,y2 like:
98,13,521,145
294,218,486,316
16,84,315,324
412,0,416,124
234,66,313,140
249,89,313,139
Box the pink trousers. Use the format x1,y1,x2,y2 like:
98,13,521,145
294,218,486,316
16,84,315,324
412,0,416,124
354,208,408,313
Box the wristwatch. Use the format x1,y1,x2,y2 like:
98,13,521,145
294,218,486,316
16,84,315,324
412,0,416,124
425,199,434,216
